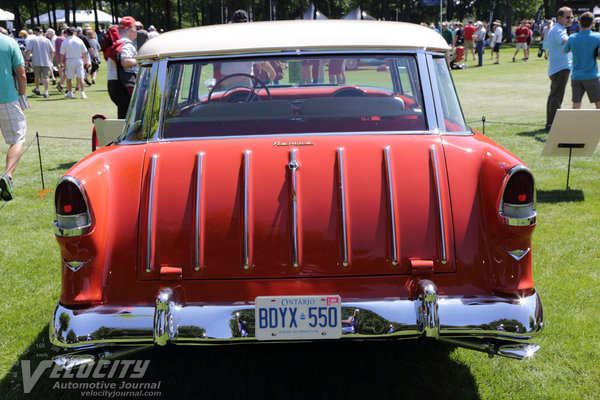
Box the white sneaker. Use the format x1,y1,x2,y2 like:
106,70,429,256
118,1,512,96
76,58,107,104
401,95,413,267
80,92,87,99
65,92,74,99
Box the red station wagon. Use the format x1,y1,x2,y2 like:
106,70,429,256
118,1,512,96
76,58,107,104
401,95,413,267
50,20,543,367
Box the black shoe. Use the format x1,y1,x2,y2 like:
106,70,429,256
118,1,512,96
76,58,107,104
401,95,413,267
0,175,13,201
84,78,92,86
52,78,57,85
57,83,64,92
32,88,40,95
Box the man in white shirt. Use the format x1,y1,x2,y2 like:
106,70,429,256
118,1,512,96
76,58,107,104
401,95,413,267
26,27,54,98
59,27,88,99
490,21,503,64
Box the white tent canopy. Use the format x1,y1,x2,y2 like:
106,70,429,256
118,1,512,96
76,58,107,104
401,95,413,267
0,8,15,21
342,8,376,20
302,4,328,20
26,9,116,25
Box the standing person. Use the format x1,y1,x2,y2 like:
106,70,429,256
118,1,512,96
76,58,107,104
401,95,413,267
463,20,476,60
473,21,486,67
0,32,28,201
85,29,101,84
147,25,159,39
106,17,139,119
76,28,93,86
25,27,55,98
490,20,503,64
45,28,57,84
454,23,464,46
59,27,88,99
546,7,573,131
540,20,553,59
513,20,530,62
54,27,67,92
440,22,453,46
135,21,148,50
563,12,600,109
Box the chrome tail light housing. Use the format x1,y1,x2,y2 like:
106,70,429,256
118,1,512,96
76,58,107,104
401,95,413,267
499,166,536,226
54,176,93,237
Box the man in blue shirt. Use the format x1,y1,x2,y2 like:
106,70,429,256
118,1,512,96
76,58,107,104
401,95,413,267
563,11,600,109
0,32,28,201
545,6,573,131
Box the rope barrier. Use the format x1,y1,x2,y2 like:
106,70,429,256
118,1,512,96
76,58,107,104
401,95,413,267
0,133,38,181
38,135,90,141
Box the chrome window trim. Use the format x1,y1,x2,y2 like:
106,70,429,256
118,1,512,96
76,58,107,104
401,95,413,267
498,165,537,227
424,54,447,133
118,130,474,146
429,55,468,133
416,52,437,132
145,49,434,63
116,49,481,144
54,176,93,237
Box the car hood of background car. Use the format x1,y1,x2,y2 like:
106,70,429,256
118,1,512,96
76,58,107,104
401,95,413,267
136,20,451,60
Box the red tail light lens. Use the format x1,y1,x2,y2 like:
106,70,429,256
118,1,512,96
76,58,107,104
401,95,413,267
56,181,88,215
54,177,92,236
503,170,534,205
500,167,536,226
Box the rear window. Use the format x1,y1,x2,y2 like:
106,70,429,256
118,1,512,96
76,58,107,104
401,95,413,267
160,55,427,138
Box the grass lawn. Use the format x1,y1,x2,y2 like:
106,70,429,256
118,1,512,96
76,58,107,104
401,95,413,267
1,46,599,399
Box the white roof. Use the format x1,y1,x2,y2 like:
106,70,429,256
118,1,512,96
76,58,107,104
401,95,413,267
137,20,450,60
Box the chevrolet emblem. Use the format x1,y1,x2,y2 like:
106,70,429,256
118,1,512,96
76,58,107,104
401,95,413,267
273,141,314,147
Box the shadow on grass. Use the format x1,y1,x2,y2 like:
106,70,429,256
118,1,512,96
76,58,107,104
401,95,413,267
537,189,584,203
1,327,481,400
49,162,78,171
516,128,548,143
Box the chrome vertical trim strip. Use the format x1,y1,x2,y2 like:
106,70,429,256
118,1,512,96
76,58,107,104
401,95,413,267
146,155,158,273
430,145,447,264
383,146,399,266
337,147,349,267
289,149,300,268
194,152,205,271
243,150,251,270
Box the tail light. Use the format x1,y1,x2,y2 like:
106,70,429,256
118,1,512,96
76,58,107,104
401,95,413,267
499,166,536,226
54,176,92,236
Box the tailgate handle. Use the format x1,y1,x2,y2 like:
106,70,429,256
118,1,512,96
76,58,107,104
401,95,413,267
160,266,183,281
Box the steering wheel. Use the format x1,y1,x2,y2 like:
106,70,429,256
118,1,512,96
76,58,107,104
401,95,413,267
207,73,271,103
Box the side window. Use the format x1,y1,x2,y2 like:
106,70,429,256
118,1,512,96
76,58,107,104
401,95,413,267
123,66,153,142
432,57,467,132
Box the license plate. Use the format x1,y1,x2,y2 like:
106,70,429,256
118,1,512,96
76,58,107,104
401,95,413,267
255,295,342,340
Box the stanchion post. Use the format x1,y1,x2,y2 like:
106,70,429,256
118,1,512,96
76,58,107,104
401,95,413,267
36,132,45,190
481,116,486,135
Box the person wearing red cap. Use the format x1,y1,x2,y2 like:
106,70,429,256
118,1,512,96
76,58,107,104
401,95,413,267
106,16,139,119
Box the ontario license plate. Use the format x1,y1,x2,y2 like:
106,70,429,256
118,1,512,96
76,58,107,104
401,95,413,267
255,295,342,340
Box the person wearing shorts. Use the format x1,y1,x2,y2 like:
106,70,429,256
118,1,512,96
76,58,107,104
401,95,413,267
513,20,530,62
59,27,88,99
25,27,54,98
564,12,600,108
490,20,503,64
0,33,28,201
463,20,476,60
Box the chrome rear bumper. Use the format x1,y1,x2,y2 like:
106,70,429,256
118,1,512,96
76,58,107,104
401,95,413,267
50,281,543,361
